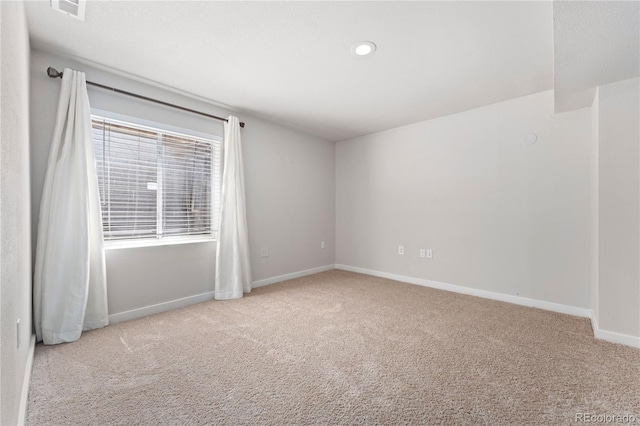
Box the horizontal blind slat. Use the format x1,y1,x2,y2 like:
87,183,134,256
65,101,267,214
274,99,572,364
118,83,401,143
93,115,220,241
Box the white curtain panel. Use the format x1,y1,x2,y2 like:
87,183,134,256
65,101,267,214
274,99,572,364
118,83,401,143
215,116,252,299
34,69,108,344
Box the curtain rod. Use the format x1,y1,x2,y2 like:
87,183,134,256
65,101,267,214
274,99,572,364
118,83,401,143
46,67,245,128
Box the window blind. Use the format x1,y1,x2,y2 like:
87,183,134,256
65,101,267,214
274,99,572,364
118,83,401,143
91,116,221,241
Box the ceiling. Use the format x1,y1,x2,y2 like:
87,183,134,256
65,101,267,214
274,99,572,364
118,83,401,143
25,1,555,142
553,1,640,112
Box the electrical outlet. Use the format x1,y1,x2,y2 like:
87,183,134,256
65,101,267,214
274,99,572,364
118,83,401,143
426,249,433,259
321,240,325,249
260,247,269,258
419,249,426,258
398,245,405,255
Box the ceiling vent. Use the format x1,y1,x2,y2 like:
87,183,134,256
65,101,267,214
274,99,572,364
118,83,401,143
51,0,86,21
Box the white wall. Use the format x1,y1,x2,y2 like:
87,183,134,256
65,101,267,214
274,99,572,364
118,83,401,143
596,77,640,338
590,90,599,325
1,2,33,424
30,49,335,319
336,90,593,309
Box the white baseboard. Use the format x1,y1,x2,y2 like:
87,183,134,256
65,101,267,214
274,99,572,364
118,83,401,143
589,311,640,348
17,334,36,426
106,263,640,349
109,291,215,324
336,264,640,348
109,265,336,324
252,264,336,288
336,264,591,318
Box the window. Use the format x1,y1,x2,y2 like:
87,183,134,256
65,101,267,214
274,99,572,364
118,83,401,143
91,115,221,244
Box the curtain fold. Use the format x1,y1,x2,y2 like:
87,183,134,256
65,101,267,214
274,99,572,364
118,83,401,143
215,116,252,299
34,68,108,344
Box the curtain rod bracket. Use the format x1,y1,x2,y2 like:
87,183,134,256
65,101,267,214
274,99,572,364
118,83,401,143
46,67,245,128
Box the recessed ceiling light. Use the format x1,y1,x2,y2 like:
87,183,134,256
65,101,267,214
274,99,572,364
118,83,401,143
351,41,376,57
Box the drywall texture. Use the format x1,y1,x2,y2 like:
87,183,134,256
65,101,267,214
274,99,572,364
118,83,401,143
596,77,640,338
30,49,335,317
553,1,640,112
1,2,33,425
336,90,593,309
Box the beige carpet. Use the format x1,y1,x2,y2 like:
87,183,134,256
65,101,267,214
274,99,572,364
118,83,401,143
27,270,640,425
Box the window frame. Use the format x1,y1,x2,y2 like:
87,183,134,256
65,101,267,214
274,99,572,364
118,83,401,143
91,109,222,250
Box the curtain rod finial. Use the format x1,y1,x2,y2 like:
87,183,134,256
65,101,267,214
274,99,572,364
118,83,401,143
47,67,63,79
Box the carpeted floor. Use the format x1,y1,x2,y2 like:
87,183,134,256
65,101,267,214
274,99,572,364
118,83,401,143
27,270,640,425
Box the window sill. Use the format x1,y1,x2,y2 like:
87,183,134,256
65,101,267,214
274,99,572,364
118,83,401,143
104,236,216,251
